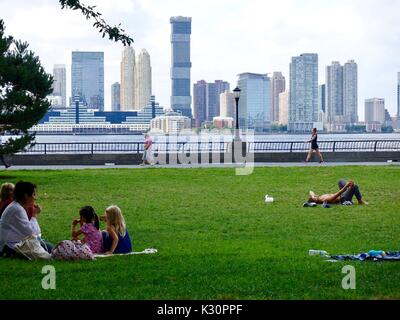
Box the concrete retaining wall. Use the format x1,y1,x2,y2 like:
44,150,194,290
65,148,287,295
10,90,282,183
5,151,400,166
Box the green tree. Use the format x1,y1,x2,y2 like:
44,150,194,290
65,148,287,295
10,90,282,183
0,1,134,157
0,20,53,155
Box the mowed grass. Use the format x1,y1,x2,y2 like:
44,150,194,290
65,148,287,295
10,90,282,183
0,166,400,300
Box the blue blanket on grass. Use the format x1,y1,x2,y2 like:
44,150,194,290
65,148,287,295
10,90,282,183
329,251,400,262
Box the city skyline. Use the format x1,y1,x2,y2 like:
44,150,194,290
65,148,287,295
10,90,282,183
2,0,400,120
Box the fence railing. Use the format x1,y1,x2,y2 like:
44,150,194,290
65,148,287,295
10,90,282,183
17,140,400,155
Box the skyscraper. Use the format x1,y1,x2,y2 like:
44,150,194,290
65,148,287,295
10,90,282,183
71,52,104,111
135,49,152,110
120,46,135,111
193,80,207,128
326,61,344,124
237,73,271,132
170,16,192,117
278,91,289,125
344,60,358,124
397,72,400,117
206,81,230,121
365,98,385,124
220,91,235,119
318,84,326,113
52,64,67,108
289,53,318,132
270,72,286,123
111,82,120,111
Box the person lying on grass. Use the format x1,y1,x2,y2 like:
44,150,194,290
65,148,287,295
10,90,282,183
71,206,103,254
100,205,132,255
308,179,369,206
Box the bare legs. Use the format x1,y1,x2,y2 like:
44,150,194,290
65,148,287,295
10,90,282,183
305,149,324,163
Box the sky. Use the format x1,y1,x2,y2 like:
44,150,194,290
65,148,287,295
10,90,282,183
1,0,400,120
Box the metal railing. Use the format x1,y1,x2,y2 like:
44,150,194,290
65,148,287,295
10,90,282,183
17,140,400,155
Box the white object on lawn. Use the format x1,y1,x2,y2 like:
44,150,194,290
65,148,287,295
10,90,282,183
265,195,274,203
95,248,158,258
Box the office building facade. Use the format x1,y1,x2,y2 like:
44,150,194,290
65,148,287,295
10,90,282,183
193,80,207,128
71,51,104,111
52,64,67,108
111,82,121,112
170,16,192,117
289,53,319,132
270,72,286,123
365,98,385,124
237,73,271,132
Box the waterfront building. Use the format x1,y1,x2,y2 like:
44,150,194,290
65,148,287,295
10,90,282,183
170,16,192,117
237,73,271,132
289,53,319,132
71,51,104,111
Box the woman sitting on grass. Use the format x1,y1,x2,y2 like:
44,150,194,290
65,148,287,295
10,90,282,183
101,205,132,255
71,206,103,254
0,182,14,218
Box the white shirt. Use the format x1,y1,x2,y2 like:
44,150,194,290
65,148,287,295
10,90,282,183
0,201,35,251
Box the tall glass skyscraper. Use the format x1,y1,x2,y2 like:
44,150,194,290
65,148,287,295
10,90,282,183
206,80,230,121
71,52,104,111
397,72,400,117
289,53,318,132
193,80,207,128
318,84,326,113
111,82,120,112
52,64,67,108
170,16,192,118
237,73,271,132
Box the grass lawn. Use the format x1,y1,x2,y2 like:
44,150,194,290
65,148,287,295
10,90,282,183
0,166,400,300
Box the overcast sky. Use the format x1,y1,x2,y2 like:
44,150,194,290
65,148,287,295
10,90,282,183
1,0,400,120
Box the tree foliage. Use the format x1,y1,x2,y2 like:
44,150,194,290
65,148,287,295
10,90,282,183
59,0,134,46
0,20,53,155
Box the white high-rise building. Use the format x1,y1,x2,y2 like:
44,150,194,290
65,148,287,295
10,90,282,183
365,98,385,124
278,90,289,125
120,46,135,111
289,53,319,132
270,72,286,123
52,64,67,108
135,49,152,111
219,91,235,119
344,60,358,124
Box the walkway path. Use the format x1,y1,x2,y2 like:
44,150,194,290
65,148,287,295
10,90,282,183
2,162,400,170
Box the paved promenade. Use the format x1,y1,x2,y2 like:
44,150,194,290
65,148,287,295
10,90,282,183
2,162,399,170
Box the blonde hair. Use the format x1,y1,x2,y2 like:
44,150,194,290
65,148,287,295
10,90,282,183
105,205,127,237
1,183,15,201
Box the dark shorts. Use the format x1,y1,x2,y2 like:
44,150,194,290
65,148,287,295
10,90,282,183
311,144,319,150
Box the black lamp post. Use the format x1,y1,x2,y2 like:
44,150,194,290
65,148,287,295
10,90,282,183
233,86,241,141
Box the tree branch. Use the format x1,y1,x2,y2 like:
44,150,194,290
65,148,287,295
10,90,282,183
59,0,134,46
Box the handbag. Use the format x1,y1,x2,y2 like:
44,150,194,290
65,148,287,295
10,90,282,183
14,236,52,261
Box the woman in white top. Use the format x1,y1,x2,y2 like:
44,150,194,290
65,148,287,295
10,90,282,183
0,181,49,256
